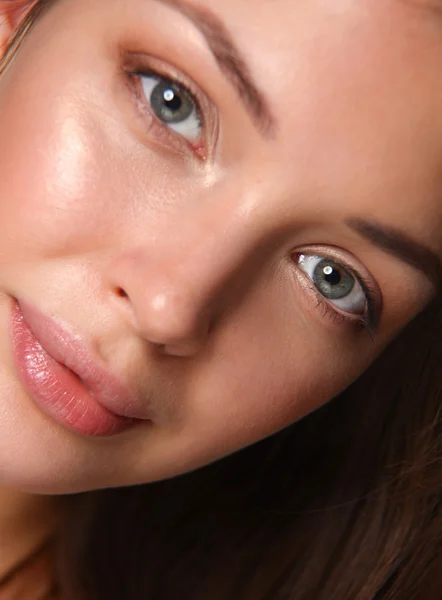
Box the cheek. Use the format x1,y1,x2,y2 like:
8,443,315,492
181,286,374,460
0,65,153,260
0,86,102,256
0,64,197,264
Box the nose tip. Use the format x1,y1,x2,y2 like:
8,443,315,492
107,210,253,357
117,286,212,358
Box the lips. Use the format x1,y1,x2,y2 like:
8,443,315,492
9,298,146,437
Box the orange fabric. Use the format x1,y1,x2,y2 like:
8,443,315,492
0,1,39,26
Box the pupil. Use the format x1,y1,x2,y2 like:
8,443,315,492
312,258,355,300
323,267,341,286
163,89,182,112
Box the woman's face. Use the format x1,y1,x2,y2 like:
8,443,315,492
0,0,440,493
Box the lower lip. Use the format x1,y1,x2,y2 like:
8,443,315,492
9,301,135,437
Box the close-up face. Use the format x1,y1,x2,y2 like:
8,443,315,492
0,0,440,493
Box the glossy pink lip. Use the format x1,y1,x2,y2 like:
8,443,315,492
9,298,145,437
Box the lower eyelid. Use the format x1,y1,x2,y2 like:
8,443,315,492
119,54,207,159
129,73,201,158
307,281,366,327
313,293,359,327
292,266,372,332
291,250,381,327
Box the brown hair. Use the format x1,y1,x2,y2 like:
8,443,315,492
55,299,441,600
1,3,441,599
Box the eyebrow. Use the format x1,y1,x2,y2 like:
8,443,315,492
155,0,276,136
346,218,442,288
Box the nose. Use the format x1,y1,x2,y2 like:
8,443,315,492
115,276,212,357
107,210,260,357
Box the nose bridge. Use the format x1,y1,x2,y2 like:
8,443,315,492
187,194,262,277
113,198,263,351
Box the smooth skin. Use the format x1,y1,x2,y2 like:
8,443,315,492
0,0,440,497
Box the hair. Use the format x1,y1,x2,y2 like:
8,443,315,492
1,2,441,599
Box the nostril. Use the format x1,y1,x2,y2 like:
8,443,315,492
110,281,212,354
114,287,129,299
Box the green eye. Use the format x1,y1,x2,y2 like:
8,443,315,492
141,74,203,142
298,254,366,315
150,80,195,124
312,259,355,300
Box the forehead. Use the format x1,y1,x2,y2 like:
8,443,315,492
189,0,442,232
18,0,442,257
192,0,442,97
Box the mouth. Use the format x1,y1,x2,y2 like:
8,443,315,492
9,298,146,438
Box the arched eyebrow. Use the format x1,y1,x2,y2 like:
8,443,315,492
346,218,442,288
153,0,277,137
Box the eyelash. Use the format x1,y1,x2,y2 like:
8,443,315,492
314,275,377,334
123,55,209,159
122,58,381,334
294,254,380,336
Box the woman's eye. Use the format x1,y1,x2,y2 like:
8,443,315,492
140,74,203,143
298,255,367,315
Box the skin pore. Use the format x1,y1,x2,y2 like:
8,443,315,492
0,0,441,508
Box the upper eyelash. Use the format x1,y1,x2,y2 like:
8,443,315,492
134,70,205,153
135,69,204,127
122,53,209,158
124,58,379,333
296,254,379,336
354,273,379,333
323,258,377,327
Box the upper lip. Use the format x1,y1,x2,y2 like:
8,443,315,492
17,298,151,421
